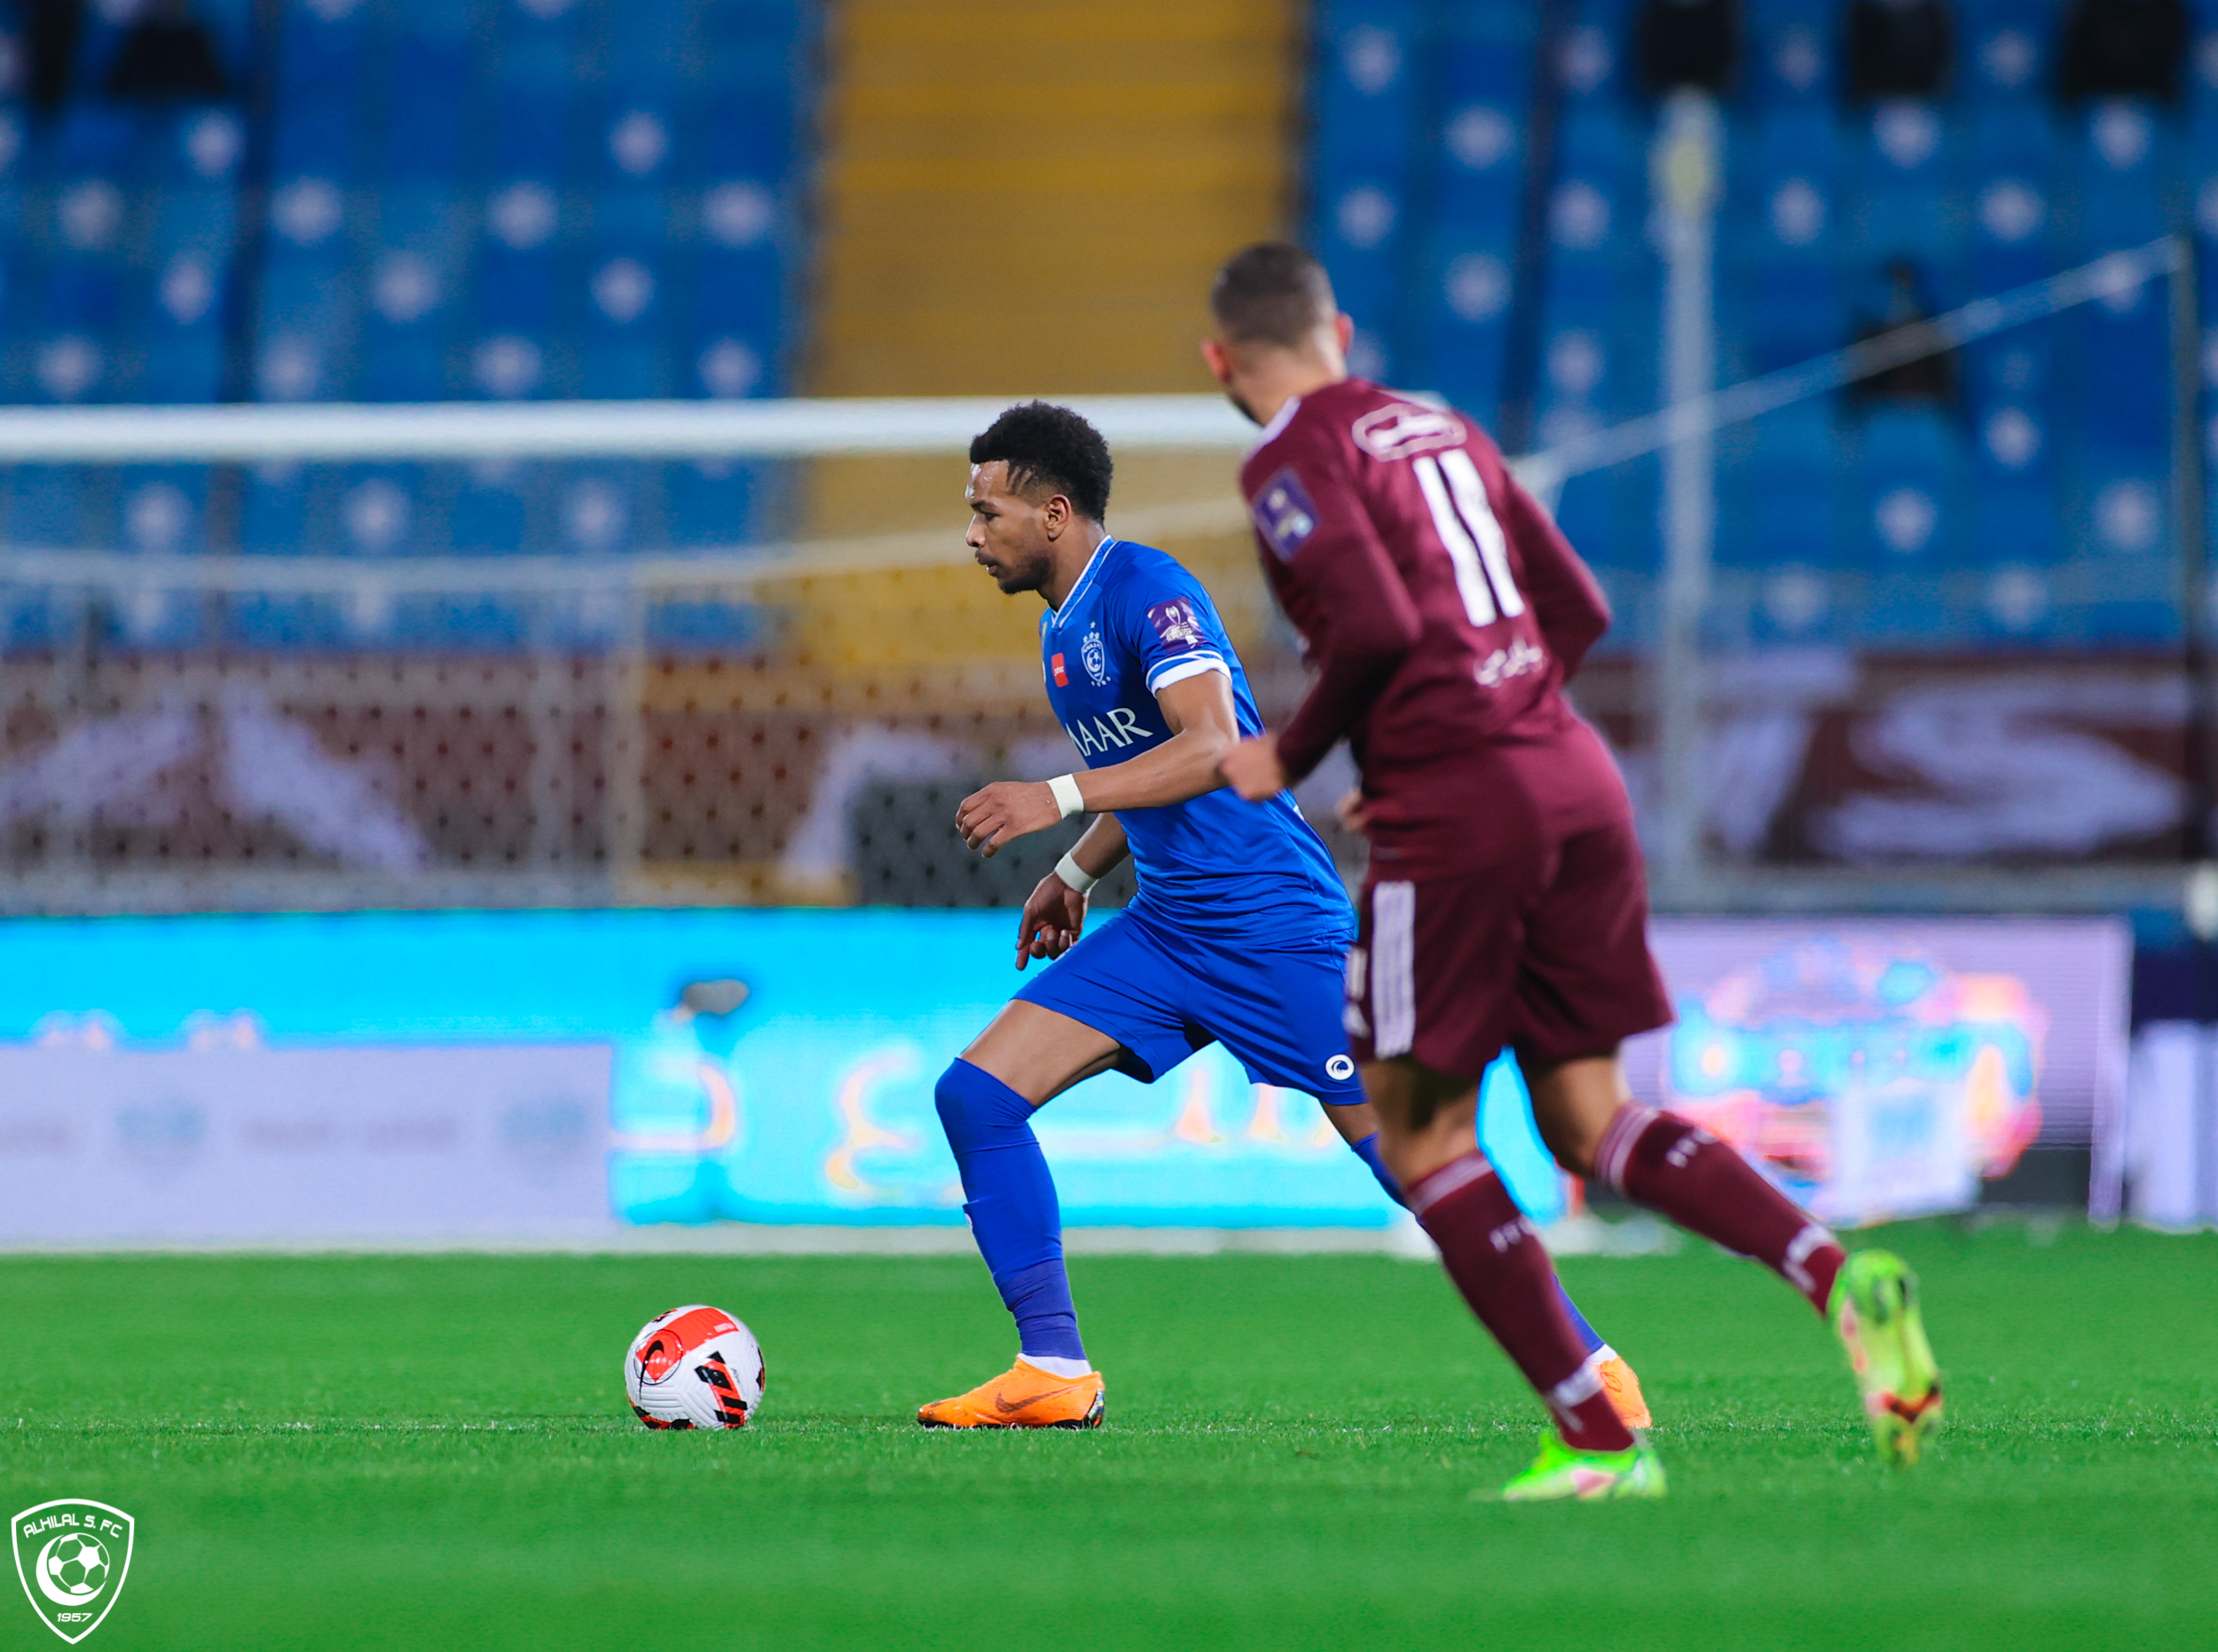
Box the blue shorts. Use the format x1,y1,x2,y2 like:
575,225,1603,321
1014,905,1365,1102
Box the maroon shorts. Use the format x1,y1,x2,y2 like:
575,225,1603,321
1343,805,1673,1081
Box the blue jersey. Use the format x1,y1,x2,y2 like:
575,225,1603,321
1038,536,1351,949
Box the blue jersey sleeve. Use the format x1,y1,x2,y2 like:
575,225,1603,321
1109,558,1234,697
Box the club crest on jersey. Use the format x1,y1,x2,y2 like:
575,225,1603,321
1081,625,1110,687
1352,402,1467,461
1146,598,1206,651
1251,467,1317,560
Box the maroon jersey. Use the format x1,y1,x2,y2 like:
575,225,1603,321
1241,377,1619,876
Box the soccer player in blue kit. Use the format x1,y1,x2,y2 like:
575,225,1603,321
917,401,1647,1429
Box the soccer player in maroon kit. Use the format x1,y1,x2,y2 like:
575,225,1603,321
1207,243,1942,1499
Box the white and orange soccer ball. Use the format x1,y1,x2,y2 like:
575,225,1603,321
624,1304,766,1429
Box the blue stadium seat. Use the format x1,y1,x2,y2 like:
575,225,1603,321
471,242,559,342
377,38,472,180
138,327,224,404
693,77,799,180
277,0,369,84
1743,0,1837,106
1848,101,1961,271
449,462,534,555
1412,242,1512,415
1973,479,2060,586
1432,94,1525,240
113,465,208,557
0,0,808,627
241,463,310,556
647,594,764,654
1307,0,1427,379
1741,404,1844,572
491,0,585,98
2072,102,2169,254
665,460,774,547
483,73,573,185
1853,405,1965,568
1311,0,1423,170
1,467,90,547
353,327,445,403
149,107,243,188
550,463,645,555
38,256,122,345
51,106,138,178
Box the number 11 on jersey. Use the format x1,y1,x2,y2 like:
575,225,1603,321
1412,450,1526,628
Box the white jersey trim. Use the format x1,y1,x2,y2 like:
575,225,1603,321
1047,535,1118,633
1145,654,1230,694
1247,394,1302,455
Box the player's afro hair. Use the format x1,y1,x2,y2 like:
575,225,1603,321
969,401,1113,523
1210,242,1338,348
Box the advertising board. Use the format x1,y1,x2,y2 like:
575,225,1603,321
0,911,2128,1242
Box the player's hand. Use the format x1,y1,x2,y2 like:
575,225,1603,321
1216,734,1287,802
956,780,1062,857
1015,873,1089,970
1335,788,1372,834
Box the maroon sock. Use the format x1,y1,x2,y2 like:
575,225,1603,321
1595,1105,1845,1315
1408,1152,1635,1454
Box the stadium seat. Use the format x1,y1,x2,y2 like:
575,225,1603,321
664,460,778,548
1307,0,1427,378
0,467,89,548
1743,0,1837,106
1853,405,1966,569
448,462,535,557
377,39,471,180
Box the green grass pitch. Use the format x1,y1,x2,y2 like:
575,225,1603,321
0,1221,2213,1652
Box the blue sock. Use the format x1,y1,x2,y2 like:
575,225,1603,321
1349,1129,1605,1357
934,1058,1085,1364
1555,1281,1606,1358
1349,1130,1406,1207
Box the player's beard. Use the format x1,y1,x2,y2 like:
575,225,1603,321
1222,386,1262,426
979,546,1052,595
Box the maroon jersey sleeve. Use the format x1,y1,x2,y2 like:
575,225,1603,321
1491,455,1610,680
1244,434,1423,784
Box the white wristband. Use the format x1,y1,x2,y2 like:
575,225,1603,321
1048,773,1086,820
1054,851,1099,893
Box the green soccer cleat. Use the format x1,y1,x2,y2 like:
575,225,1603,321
1499,1428,1668,1503
1829,1249,1943,1466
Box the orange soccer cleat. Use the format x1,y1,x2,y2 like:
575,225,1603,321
1596,1351,1652,1430
917,1358,1105,1430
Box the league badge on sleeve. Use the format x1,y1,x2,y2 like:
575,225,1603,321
1251,468,1318,560
1145,598,1207,652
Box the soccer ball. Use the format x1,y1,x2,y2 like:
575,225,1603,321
625,1304,765,1429
45,1535,108,1598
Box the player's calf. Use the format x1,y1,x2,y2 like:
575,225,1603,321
1407,1150,1638,1458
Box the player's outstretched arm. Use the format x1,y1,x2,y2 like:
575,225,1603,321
955,673,1243,856
1013,814,1129,970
